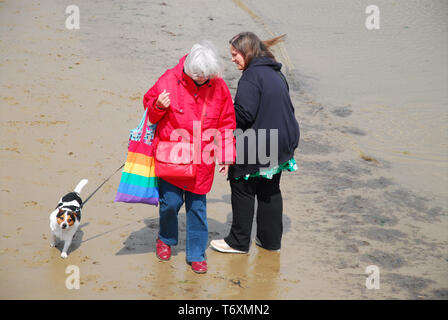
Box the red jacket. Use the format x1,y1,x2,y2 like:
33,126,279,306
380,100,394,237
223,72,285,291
143,55,236,194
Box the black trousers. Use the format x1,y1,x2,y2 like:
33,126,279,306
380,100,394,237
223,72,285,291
225,172,283,252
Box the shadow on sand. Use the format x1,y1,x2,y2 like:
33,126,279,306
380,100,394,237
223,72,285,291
116,200,291,256
52,222,89,255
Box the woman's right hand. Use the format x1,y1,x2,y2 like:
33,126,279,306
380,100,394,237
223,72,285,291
156,90,170,109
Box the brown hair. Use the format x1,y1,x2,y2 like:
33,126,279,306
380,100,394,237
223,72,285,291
229,32,285,70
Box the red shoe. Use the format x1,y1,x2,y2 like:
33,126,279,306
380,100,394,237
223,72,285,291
190,261,207,274
156,238,171,261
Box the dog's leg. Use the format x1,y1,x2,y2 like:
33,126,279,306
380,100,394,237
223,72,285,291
61,239,72,259
50,234,57,247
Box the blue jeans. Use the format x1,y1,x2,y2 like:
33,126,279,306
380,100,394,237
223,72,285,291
158,179,208,262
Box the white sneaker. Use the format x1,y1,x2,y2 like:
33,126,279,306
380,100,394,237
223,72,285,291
210,239,247,254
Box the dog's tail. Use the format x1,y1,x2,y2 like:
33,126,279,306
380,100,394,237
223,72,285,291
74,179,88,194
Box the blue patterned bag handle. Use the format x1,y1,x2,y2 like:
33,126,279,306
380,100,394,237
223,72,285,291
136,108,147,132
130,108,157,145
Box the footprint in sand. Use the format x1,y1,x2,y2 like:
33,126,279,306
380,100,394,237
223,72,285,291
94,286,109,292
102,90,115,96
102,184,114,194
97,220,112,226
24,200,38,207
1,147,20,154
5,120,66,127
58,94,72,103
129,94,141,101
93,161,104,169
105,280,120,289
80,274,99,286
97,100,112,107
80,256,90,263
3,96,19,106
36,138,56,146
25,253,50,267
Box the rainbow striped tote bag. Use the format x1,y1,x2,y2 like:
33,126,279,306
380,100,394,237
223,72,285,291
115,109,159,206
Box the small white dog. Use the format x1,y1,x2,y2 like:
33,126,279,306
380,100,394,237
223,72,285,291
50,179,88,258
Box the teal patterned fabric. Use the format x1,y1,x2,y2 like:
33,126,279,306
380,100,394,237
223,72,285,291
130,109,157,145
235,158,298,180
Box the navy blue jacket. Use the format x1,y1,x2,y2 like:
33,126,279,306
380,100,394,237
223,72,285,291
229,57,300,178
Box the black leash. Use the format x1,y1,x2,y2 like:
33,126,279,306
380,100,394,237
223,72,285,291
81,163,124,208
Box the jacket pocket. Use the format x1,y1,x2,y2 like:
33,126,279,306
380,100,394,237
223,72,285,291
156,141,193,164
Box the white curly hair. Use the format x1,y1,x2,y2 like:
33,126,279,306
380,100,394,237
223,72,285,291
184,40,222,79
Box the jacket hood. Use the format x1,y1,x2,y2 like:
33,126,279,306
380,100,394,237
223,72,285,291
246,56,282,71
173,54,188,77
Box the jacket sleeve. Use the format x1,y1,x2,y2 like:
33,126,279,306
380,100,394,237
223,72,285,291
233,79,261,130
143,76,168,124
216,84,237,165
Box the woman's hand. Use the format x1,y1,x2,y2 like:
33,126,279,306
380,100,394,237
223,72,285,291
218,164,229,176
156,90,170,109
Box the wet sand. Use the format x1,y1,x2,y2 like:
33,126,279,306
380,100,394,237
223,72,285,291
253,0,448,204
0,0,447,299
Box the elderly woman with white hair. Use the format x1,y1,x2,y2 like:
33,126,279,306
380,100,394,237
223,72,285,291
143,41,236,274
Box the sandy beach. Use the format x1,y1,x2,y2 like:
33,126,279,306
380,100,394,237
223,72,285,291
0,0,447,299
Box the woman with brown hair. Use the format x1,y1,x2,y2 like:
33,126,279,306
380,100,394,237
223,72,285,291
210,32,300,254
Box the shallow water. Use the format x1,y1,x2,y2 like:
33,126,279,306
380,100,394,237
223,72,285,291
248,0,448,204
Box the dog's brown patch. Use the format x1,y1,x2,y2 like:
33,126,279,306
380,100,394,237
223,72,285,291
56,209,65,225
56,215,65,225
67,212,75,226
